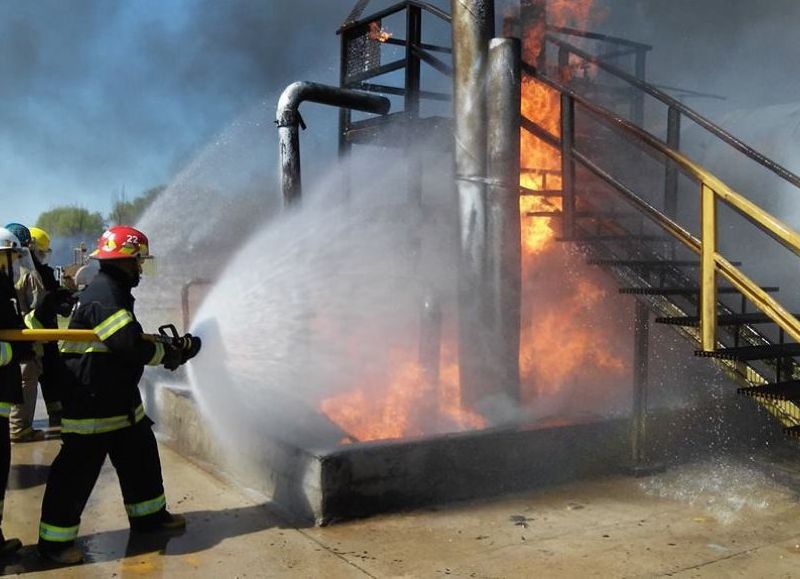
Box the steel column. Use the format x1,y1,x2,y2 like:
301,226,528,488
631,300,649,466
560,93,576,240
631,48,646,126
451,0,494,408
664,106,681,218
405,5,423,206
487,37,522,402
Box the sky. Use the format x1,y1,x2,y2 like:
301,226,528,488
4,0,799,227
3,0,354,226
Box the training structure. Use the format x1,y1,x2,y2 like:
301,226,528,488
155,0,800,525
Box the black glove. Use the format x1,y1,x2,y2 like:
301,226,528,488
162,343,183,372
37,288,77,321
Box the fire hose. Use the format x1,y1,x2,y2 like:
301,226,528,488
0,324,201,369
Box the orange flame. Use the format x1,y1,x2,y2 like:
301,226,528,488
369,21,393,43
320,0,628,444
321,344,486,444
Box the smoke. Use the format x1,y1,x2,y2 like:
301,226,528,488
185,145,459,454
2,0,353,225
594,0,800,114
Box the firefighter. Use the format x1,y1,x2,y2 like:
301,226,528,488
28,226,73,427
4,223,46,442
37,225,201,565
0,228,27,556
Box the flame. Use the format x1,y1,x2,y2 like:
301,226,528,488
517,0,630,409
321,344,486,444
369,21,393,43
320,0,628,444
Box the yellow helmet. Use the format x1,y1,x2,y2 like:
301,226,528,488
29,227,51,253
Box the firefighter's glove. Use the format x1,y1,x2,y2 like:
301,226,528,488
162,344,183,372
37,288,77,320
179,334,202,364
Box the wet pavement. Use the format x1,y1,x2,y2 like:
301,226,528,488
2,428,800,577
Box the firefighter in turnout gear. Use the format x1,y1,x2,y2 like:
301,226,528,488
0,228,28,556
37,225,202,565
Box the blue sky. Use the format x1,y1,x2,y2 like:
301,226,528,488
3,0,351,226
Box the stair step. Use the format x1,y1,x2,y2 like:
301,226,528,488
655,312,793,327
695,343,800,361
785,425,800,438
738,381,800,402
526,211,636,219
588,259,742,268
572,235,673,242
619,286,779,296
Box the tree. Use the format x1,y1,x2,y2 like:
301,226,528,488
35,206,105,238
108,185,165,226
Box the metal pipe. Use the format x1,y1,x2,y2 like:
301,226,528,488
276,82,391,206
419,293,443,388
487,37,521,403
451,0,494,408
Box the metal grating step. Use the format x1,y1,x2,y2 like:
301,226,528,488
784,425,800,439
738,381,800,402
655,312,794,327
695,343,800,361
588,259,742,268
620,286,779,296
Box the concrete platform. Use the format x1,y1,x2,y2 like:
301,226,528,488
152,382,786,526
2,434,800,577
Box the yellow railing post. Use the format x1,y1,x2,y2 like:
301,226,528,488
701,183,718,351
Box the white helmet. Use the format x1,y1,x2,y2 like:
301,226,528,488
0,227,22,252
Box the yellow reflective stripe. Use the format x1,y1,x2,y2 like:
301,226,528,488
0,342,11,367
125,494,166,518
148,342,165,366
0,403,11,419
60,341,110,354
39,521,80,542
93,309,134,341
24,311,44,330
61,404,145,435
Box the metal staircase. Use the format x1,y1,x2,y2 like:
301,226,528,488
526,27,800,437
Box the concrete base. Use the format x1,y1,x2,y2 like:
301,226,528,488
151,379,786,526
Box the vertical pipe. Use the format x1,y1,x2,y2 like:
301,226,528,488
419,294,443,388
631,300,649,466
560,93,576,240
279,123,302,207
451,0,494,408
487,37,522,403
664,107,681,219
701,183,717,351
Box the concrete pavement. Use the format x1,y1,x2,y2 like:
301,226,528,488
1,432,799,577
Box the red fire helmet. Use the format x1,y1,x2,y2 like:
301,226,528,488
91,225,151,260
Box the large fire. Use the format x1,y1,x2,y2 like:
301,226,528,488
320,0,630,443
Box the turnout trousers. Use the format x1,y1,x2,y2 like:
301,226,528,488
38,417,167,547
0,415,10,525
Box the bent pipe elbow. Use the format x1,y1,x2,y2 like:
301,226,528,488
276,81,391,128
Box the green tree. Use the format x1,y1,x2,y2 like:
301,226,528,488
35,206,105,238
108,185,165,225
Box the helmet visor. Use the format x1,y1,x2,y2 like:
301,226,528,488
139,256,157,277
